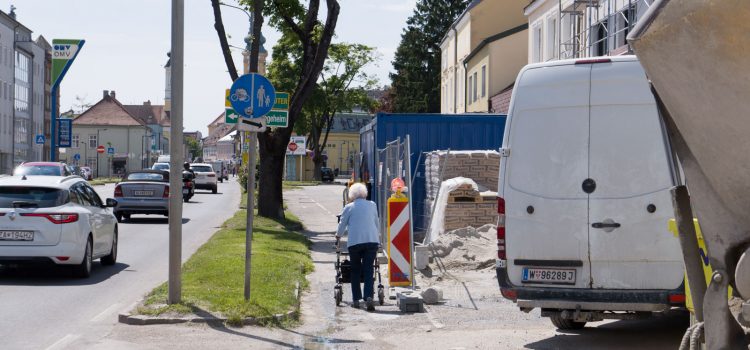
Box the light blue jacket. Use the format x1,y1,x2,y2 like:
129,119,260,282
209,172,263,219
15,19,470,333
336,198,380,248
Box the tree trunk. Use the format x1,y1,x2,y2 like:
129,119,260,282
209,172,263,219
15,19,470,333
258,141,285,218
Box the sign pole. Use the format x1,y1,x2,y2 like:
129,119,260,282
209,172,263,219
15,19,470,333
50,86,58,161
245,131,256,300
168,0,184,304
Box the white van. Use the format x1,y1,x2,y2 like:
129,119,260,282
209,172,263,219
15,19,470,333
496,56,684,330
157,155,170,163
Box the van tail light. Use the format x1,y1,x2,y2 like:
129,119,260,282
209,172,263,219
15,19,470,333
669,293,686,305
21,213,79,224
114,185,123,198
497,197,506,260
501,288,517,301
163,186,169,198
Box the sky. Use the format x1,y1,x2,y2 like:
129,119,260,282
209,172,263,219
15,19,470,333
1,0,416,135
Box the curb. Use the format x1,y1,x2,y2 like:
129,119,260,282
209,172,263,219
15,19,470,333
118,282,303,326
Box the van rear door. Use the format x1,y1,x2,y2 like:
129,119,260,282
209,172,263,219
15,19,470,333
505,63,592,289
587,60,683,289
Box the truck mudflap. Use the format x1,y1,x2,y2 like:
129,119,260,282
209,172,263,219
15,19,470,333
496,266,684,310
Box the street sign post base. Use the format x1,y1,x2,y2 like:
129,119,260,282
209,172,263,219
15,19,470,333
237,116,267,132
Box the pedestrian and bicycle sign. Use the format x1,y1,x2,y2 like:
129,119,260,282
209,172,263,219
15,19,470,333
229,73,275,119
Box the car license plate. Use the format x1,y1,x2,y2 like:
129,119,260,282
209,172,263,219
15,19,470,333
0,230,34,241
182,189,189,194
522,268,576,284
134,190,154,197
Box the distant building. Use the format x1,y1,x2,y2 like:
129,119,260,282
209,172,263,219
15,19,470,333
123,100,170,159
0,8,52,172
440,0,528,114
69,90,149,176
203,111,236,162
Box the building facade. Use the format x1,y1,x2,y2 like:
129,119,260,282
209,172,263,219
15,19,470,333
68,91,149,177
440,0,529,114
0,9,51,173
525,0,653,63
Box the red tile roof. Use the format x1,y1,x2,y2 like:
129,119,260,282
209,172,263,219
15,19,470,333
74,95,146,127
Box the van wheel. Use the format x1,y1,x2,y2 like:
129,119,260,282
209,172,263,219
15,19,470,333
550,314,586,330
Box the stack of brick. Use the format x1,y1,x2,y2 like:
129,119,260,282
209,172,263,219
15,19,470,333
424,151,500,230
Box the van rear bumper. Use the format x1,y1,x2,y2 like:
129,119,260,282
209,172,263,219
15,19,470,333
496,266,683,311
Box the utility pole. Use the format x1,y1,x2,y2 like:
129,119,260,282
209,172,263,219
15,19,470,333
168,0,184,304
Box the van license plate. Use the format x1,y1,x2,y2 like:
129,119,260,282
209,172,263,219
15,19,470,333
522,268,576,284
0,230,34,241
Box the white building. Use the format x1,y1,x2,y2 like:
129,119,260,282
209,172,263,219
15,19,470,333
0,8,50,173
525,0,654,63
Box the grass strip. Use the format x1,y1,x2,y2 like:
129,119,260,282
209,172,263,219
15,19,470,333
138,202,312,326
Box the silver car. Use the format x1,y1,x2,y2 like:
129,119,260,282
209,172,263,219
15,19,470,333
113,170,170,222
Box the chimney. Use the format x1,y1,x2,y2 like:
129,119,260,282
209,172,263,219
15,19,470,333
144,100,151,106
103,90,109,99
110,91,116,99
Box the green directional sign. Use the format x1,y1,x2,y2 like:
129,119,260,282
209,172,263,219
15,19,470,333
274,92,289,110
52,39,85,87
225,108,240,124
266,110,288,127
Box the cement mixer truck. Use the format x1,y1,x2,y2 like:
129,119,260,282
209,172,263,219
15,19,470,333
629,0,750,348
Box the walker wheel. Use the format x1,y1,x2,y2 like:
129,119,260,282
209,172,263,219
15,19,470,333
378,286,385,305
334,287,343,306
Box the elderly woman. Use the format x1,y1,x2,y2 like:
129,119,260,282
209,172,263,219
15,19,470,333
336,183,380,311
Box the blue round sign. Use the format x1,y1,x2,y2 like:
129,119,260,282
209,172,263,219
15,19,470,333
229,73,276,119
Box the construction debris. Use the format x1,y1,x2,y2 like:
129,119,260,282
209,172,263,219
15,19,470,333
429,224,497,271
421,286,444,305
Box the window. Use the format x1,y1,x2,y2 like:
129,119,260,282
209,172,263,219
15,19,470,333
467,75,474,103
481,66,486,98
14,51,30,114
532,24,543,63
82,184,103,207
546,16,558,60
593,19,609,56
72,134,79,148
472,72,478,102
89,134,97,148
0,187,67,208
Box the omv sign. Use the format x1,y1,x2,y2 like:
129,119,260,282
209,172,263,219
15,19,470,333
53,44,79,59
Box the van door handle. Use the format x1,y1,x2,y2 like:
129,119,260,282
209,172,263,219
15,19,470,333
592,222,621,229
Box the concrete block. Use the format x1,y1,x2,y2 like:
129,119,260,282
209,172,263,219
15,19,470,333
421,287,443,305
397,291,425,313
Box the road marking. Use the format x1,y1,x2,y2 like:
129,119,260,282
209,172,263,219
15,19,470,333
314,202,331,215
45,334,80,350
90,303,122,322
425,306,445,329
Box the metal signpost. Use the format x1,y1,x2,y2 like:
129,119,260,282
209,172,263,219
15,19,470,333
168,0,184,304
50,39,85,161
229,73,276,301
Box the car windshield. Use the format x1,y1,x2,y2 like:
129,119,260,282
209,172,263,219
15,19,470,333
0,187,67,208
152,163,169,171
190,166,214,173
13,165,62,176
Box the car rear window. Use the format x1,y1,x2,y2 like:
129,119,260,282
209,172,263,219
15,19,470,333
13,165,62,176
0,187,68,208
152,163,169,171
126,173,168,182
190,166,214,173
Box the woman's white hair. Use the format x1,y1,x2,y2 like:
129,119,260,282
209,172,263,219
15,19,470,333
348,183,368,201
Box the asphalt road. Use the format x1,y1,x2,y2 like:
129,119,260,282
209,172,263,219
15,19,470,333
0,178,241,350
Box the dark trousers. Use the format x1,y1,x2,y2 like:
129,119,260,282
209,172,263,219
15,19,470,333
348,242,378,302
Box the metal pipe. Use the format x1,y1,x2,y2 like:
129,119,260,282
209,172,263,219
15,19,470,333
404,135,415,288
167,0,184,304
671,186,706,322
245,131,256,300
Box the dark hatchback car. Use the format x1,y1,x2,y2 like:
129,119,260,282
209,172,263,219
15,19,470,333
321,167,335,182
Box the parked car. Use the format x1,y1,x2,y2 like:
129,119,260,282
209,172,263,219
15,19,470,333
151,162,170,171
495,56,684,330
80,167,93,180
0,175,118,278
190,163,218,194
321,167,335,182
113,170,170,222
13,162,75,177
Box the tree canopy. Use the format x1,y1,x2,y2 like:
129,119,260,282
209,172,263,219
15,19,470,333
389,0,470,113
